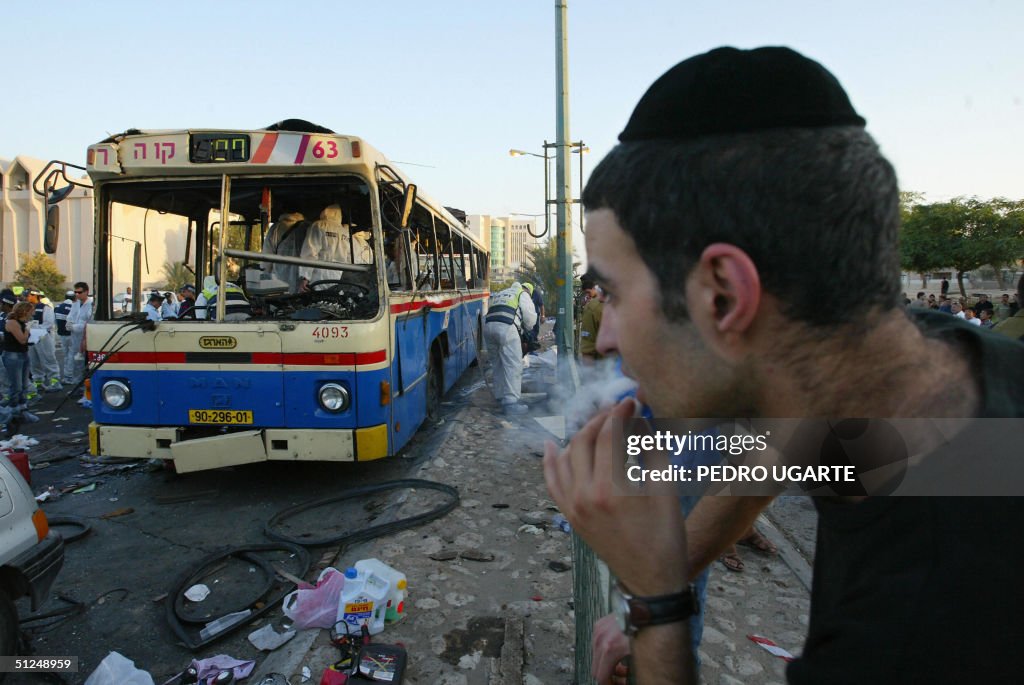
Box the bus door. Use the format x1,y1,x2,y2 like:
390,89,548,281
153,329,285,428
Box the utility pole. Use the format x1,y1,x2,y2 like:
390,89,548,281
554,1,579,392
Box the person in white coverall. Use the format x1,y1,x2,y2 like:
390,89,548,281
299,205,352,288
261,212,308,293
26,290,61,392
484,282,537,414
62,282,93,387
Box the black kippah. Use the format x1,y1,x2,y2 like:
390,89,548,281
619,46,865,142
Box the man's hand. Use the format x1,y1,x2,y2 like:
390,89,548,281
543,398,688,596
592,614,630,685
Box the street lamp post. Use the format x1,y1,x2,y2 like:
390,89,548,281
509,140,588,238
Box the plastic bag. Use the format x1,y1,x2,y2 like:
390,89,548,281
84,651,154,685
282,567,346,629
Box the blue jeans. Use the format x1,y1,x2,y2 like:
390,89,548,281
3,351,29,408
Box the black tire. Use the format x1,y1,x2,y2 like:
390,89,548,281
0,587,19,663
426,349,443,423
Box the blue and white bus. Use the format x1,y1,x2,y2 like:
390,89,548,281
39,120,489,473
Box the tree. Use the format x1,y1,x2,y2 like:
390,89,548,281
901,197,1024,298
12,253,66,302
161,260,192,292
516,241,580,317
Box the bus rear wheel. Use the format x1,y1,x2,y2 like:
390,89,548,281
426,352,443,424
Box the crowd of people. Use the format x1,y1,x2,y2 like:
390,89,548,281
0,282,93,426
905,288,1020,331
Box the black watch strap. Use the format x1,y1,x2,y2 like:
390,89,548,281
623,584,699,631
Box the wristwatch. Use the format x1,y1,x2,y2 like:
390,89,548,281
611,582,699,637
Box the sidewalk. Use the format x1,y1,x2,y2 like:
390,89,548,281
253,376,812,684
257,381,576,684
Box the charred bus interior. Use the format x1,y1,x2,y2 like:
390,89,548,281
98,175,393,322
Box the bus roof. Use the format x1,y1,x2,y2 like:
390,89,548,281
86,120,478,247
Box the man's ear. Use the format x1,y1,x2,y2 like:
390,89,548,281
688,243,762,341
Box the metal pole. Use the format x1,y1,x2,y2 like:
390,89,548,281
216,174,231,321
555,1,578,390
543,140,551,238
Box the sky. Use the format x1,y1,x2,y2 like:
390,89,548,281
3,1,1023,260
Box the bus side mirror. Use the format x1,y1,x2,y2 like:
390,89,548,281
400,184,417,229
44,206,60,254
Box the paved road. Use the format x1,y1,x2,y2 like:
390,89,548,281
10,381,464,684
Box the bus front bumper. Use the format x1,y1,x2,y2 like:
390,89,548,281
89,423,390,473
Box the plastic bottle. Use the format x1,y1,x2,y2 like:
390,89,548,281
199,609,252,640
354,558,408,624
552,514,571,533
338,567,389,635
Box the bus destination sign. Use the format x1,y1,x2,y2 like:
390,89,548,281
190,133,251,163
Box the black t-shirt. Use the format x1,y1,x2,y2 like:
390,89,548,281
2,320,27,354
787,311,1024,684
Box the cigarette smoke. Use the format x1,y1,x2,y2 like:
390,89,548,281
561,357,638,435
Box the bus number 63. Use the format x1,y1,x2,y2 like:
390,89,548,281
312,326,348,339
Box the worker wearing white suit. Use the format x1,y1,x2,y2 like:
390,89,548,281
483,282,537,415
62,283,93,386
299,205,352,287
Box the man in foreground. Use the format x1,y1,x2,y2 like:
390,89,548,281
544,46,1023,683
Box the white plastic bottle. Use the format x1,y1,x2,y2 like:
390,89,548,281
355,558,408,624
338,567,389,635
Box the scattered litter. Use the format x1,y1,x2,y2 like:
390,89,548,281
71,430,85,436
51,416,70,422
281,567,346,629
491,503,509,509
748,634,796,661
247,623,296,651
184,584,211,602
517,524,544,537
72,483,97,494
459,549,494,562
548,561,572,573
199,610,252,641
429,550,459,561
552,514,571,533
530,595,544,602
109,497,119,502
34,410,55,415
84,650,154,685
151,593,168,603
186,656,256,683
100,507,134,520
301,666,311,682
533,416,567,440
0,435,40,450
35,486,59,502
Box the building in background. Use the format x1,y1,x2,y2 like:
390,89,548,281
0,155,93,285
468,215,539,282
1,154,185,292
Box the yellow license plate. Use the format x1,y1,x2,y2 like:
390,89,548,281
188,409,253,425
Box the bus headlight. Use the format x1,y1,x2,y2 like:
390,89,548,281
318,383,350,413
102,380,131,409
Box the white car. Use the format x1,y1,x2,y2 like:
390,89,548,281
111,292,134,314
0,457,63,655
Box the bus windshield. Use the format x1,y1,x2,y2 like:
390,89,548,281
101,175,381,322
